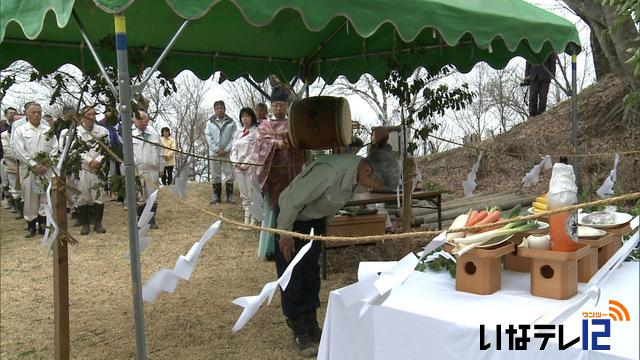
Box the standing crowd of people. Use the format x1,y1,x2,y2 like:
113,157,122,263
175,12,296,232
0,103,174,236
2,87,399,358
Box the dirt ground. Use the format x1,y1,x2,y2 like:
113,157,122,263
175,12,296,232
1,183,413,359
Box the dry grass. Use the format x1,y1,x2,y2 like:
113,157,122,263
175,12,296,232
0,183,413,359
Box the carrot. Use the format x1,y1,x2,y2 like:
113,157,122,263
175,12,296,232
465,210,479,226
474,210,502,227
467,210,488,226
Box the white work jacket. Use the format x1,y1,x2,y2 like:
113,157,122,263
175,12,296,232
12,121,58,169
132,126,164,174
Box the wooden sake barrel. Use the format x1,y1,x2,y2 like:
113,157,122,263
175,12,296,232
288,96,352,149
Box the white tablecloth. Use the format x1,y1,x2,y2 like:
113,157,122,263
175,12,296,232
319,258,639,359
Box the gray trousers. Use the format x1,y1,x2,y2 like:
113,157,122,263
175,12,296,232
209,154,234,183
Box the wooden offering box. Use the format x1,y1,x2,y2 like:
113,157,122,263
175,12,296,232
503,234,529,272
444,242,515,295
325,214,386,248
597,223,630,266
503,253,530,273
518,243,590,300
579,233,616,282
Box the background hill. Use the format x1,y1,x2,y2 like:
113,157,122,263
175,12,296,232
418,75,639,199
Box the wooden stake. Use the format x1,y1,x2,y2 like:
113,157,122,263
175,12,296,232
52,177,70,359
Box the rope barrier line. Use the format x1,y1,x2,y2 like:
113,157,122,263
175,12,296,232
77,129,640,242
132,135,263,167
134,131,640,170
167,188,640,243
131,135,312,169
428,134,640,158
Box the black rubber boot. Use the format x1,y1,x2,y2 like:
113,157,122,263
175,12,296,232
303,310,322,344
225,182,234,203
38,215,46,235
286,317,318,358
72,208,81,227
79,205,91,235
211,183,222,204
25,219,37,238
6,195,15,211
93,204,107,233
149,203,159,229
15,200,24,220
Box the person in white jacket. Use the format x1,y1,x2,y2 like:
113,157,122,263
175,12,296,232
205,100,237,204
12,102,58,238
74,106,110,235
1,107,22,219
230,107,258,226
132,111,163,229
57,105,81,226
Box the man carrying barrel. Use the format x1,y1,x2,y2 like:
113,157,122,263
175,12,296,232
250,87,306,261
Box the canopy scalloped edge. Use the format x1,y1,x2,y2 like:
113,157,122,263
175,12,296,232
0,3,74,42
1,0,582,54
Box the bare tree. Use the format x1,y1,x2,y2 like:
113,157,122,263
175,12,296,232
162,75,212,181
555,0,638,90
140,70,176,122
452,63,494,139
485,65,528,133
330,74,396,125
424,119,456,154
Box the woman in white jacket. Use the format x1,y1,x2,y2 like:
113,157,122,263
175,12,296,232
230,108,258,225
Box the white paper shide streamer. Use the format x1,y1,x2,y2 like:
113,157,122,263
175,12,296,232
171,159,189,199
41,128,75,250
231,230,316,332
521,155,552,188
249,180,263,222
124,189,158,258
596,153,619,198
142,220,222,303
462,151,483,197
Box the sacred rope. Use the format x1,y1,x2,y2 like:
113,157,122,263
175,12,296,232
427,134,640,158
80,130,640,244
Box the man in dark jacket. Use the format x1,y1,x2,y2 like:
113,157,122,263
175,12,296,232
524,52,557,117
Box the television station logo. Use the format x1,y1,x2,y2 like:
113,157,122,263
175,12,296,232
479,299,632,351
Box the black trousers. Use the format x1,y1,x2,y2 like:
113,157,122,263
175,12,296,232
162,166,174,185
275,217,325,319
529,80,551,117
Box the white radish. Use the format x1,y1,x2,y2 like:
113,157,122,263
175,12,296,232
578,226,605,238
446,214,468,242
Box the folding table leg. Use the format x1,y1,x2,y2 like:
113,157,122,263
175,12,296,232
437,193,442,230
322,243,327,280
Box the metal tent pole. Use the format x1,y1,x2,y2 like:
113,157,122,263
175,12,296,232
135,20,189,94
571,53,580,190
72,10,118,98
241,74,271,100
114,13,147,360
